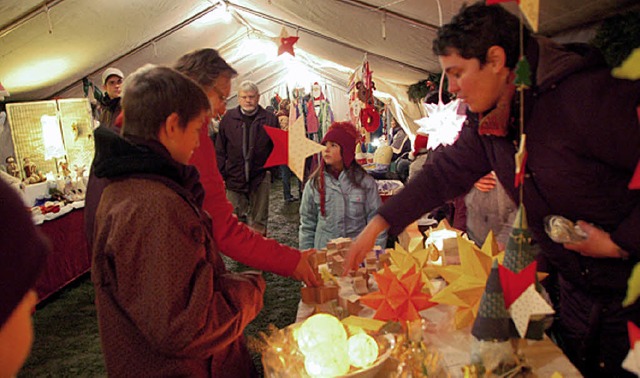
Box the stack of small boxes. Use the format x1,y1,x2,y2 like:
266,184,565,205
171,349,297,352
300,238,394,317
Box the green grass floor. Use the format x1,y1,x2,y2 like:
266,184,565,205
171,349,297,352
20,176,304,377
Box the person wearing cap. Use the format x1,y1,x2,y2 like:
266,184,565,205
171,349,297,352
98,67,124,131
215,80,278,236
299,121,386,250
0,179,49,377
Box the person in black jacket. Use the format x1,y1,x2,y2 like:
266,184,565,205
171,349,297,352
215,81,277,236
97,67,124,131
345,3,640,376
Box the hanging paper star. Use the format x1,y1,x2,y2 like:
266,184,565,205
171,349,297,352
514,134,527,188
630,158,640,190
498,261,537,309
613,48,640,80
273,27,299,56
519,0,540,32
359,266,436,322
263,116,325,180
414,98,466,150
623,321,640,375
623,262,640,307
508,284,554,338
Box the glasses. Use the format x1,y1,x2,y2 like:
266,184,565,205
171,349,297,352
210,86,228,104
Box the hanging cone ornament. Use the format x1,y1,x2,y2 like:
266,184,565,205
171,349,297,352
471,259,511,341
503,204,537,273
502,204,548,339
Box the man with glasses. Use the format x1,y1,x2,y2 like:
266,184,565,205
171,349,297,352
215,80,278,236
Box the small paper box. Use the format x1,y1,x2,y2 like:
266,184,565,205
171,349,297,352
317,285,339,303
327,249,341,260
335,237,352,249
398,221,423,251
338,248,349,257
326,241,338,250
315,250,327,265
328,260,344,276
338,296,364,316
377,253,390,267
353,276,369,295
300,287,317,304
442,238,460,265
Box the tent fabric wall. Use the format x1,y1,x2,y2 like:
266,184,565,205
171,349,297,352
1,0,639,131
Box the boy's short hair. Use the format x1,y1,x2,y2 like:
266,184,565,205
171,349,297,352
432,2,528,69
121,65,210,141
173,48,237,88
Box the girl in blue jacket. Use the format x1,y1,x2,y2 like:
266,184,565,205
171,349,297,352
299,121,387,250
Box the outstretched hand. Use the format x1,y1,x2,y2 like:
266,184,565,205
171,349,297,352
473,172,497,192
563,221,627,259
292,249,323,287
342,215,390,275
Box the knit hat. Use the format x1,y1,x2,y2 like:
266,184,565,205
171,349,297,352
101,67,124,85
0,180,49,329
321,121,358,168
410,134,429,159
318,121,358,216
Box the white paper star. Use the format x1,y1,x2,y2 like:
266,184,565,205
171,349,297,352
508,284,554,338
623,341,640,375
414,99,466,150
289,116,325,180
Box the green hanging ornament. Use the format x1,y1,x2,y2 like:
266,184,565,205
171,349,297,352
82,78,91,97
514,56,532,88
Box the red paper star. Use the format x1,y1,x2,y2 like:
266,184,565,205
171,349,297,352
360,266,436,322
498,261,537,308
263,126,288,167
278,36,299,56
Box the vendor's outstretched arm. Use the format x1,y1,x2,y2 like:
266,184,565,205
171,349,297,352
343,215,389,273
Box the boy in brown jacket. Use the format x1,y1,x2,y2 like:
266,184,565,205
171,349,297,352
91,65,264,377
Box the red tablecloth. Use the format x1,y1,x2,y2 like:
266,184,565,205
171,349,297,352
35,209,90,302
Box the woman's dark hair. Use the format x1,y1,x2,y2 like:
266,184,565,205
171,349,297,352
121,65,210,141
432,2,528,69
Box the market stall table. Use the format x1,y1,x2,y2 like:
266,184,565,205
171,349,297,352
296,278,582,377
35,206,90,302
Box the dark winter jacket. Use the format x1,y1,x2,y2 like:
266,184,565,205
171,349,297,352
380,36,640,296
215,105,277,193
90,128,264,377
97,95,121,131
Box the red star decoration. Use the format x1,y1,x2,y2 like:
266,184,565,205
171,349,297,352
360,266,436,322
278,36,299,56
498,261,537,308
263,126,288,167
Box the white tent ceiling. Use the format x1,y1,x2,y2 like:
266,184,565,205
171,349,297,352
1,0,639,124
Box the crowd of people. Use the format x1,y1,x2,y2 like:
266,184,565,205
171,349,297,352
2,2,638,377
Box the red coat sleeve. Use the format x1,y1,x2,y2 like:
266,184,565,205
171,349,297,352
189,127,301,276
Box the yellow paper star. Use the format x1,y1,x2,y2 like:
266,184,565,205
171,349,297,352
288,115,325,180
387,243,433,293
429,233,503,329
